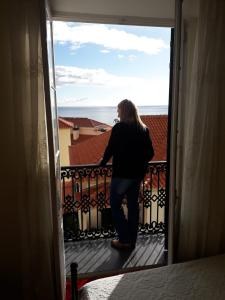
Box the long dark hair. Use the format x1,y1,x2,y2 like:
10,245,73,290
118,99,146,129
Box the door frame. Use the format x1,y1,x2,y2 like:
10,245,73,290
43,0,183,294
50,14,175,257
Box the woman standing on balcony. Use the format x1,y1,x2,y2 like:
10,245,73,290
100,99,154,250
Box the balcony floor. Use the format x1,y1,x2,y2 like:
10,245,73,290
65,233,166,278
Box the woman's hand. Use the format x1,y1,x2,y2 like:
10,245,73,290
98,157,103,166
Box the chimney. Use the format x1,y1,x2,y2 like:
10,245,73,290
73,125,80,140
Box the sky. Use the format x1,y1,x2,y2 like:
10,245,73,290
52,21,171,107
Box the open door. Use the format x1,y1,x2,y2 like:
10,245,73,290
41,4,65,299
165,28,174,251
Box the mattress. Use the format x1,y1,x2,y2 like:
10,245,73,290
79,254,225,300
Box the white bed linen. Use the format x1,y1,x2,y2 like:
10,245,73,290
79,254,225,300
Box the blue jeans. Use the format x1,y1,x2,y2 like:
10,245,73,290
110,177,141,245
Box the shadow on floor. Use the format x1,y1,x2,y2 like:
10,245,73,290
65,233,166,278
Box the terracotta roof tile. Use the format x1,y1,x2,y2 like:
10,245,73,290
63,117,110,128
58,117,74,129
141,115,167,161
69,130,111,165
69,115,167,165
71,135,94,145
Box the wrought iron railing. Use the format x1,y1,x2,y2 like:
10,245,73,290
61,161,166,241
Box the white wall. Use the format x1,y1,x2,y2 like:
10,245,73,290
59,128,71,166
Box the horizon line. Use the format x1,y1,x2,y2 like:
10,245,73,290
57,104,168,108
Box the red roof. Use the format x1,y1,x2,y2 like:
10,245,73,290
141,115,167,161
63,117,110,128
58,118,74,129
69,131,111,165
69,115,167,165
71,134,94,145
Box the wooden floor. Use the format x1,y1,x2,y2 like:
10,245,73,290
65,233,166,278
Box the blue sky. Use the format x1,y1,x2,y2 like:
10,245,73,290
53,22,171,107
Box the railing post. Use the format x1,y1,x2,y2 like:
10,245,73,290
71,262,78,300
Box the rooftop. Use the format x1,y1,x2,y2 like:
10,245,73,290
69,115,167,165
141,115,167,162
63,117,110,128
71,134,94,146
58,117,74,129
69,130,111,165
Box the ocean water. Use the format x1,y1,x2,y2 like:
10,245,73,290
58,105,168,126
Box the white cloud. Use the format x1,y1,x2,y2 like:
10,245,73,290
55,65,169,106
53,22,168,55
57,97,88,106
56,65,154,88
117,54,136,61
56,65,112,87
100,49,110,53
128,54,137,61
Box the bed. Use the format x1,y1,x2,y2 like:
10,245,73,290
79,254,225,299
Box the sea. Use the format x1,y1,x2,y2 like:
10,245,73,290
58,105,168,126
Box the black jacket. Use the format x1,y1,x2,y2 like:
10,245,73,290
100,122,154,179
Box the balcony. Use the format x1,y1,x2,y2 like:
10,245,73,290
61,161,167,278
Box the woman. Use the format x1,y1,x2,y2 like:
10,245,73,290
100,99,154,250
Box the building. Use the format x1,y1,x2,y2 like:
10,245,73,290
63,117,111,138
58,117,111,166
2,1,225,299
58,118,74,165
